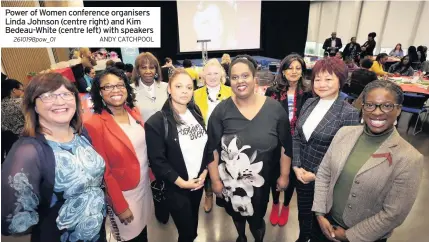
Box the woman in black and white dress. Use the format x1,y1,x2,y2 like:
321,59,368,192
206,55,292,242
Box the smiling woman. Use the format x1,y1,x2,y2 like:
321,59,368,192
1,73,107,242
85,67,151,241
312,80,423,242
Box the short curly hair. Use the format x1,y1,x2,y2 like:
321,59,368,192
90,67,136,114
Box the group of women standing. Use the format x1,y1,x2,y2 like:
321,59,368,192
1,52,423,242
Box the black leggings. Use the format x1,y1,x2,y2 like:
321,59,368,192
231,212,266,242
271,168,296,206
168,188,203,242
127,226,148,242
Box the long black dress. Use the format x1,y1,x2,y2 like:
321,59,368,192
206,97,292,222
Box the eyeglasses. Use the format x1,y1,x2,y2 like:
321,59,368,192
38,92,75,103
100,83,126,92
362,103,401,113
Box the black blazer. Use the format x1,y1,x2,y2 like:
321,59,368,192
292,97,360,173
145,100,208,191
323,38,343,53
343,43,361,59
265,87,312,125
343,68,378,97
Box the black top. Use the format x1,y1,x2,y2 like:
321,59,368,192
343,43,362,61
361,40,376,57
145,101,208,192
161,66,173,83
206,97,292,217
343,69,378,97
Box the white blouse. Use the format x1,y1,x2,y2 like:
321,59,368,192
302,98,335,141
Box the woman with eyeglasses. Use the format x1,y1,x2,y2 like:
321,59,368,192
1,79,25,163
1,73,106,242
206,55,292,242
194,58,232,213
312,80,423,242
145,69,208,242
84,68,151,242
131,52,168,121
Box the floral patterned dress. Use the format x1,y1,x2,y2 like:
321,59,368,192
207,98,292,219
1,134,106,242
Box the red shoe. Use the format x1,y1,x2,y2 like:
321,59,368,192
278,205,290,226
269,203,280,225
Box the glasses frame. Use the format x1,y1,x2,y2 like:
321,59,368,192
37,92,75,103
100,83,126,92
362,103,401,113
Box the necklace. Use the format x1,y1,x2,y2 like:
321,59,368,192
206,87,221,103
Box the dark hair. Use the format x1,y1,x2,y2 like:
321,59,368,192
394,55,412,72
124,64,134,73
131,52,163,86
22,73,82,137
274,54,308,92
311,57,348,91
106,60,115,68
114,62,125,70
230,55,258,77
361,80,404,105
393,43,402,52
361,58,374,69
165,57,172,64
167,68,201,125
183,59,193,68
368,32,377,38
84,66,93,75
376,53,388,62
408,46,419,63
90,67,136,114
1,78,23,99
350,37,356,41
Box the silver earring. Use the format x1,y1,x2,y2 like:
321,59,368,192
394,120,398,125
361,118,364,124
102,99,106,106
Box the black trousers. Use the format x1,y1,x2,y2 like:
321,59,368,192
311,215,387,242
167,188,203,242
295,180,316,241
127,226,148,242
271,168,296,206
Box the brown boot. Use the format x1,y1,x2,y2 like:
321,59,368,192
204,194,213,213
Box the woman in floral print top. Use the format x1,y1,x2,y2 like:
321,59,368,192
1,73,106,242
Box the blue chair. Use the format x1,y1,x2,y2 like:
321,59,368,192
401,92,429,135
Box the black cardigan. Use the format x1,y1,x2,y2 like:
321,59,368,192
145,100,208,190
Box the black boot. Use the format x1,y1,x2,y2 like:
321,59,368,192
233,219,247,242
250,222,266,242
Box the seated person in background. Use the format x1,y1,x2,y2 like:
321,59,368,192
114,61,125,71
421,61,429,76
344,57,359,72
183,59,199,89
161,57,175,83
124,63,134,82
77,66,95,93
312,80,423,242
389,43,404,57
349,58,378,112
344,58,377,97
388,55,414,76
370,53,393,77
335,51,343,60
106,60,115,69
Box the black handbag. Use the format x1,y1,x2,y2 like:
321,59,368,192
150,111,170,224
